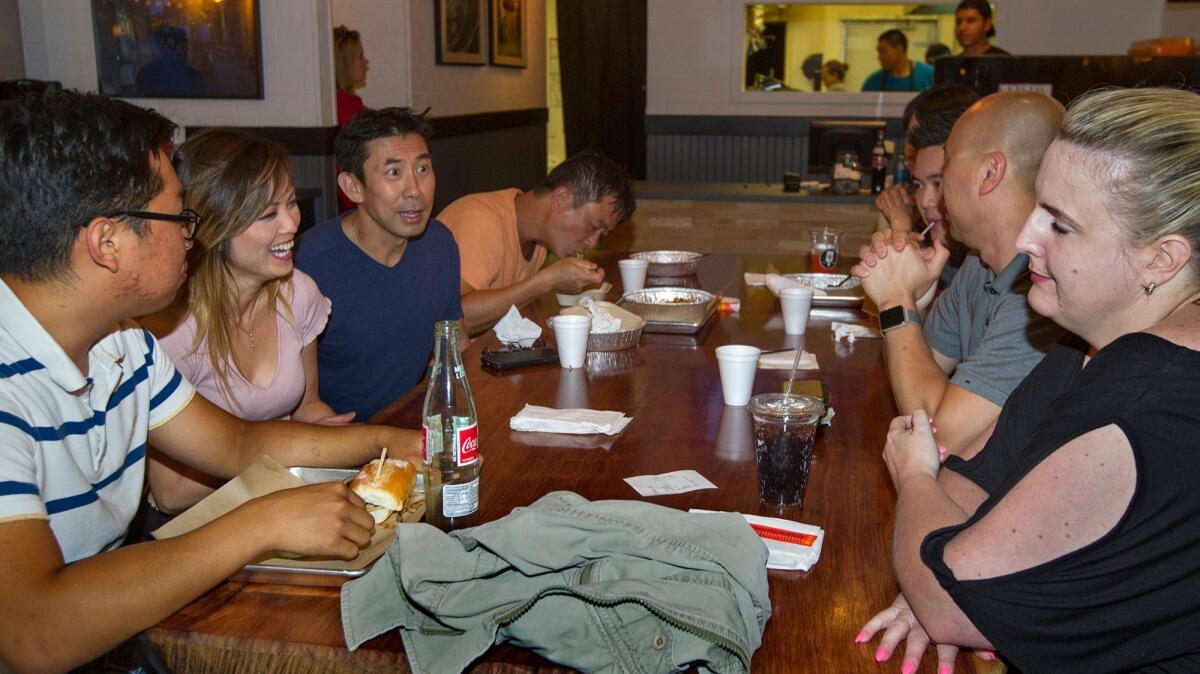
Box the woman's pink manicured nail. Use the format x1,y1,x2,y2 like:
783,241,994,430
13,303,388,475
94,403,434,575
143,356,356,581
875,647,889,662
901,662,916,674
939,664,952,674
854,630,869,644
979,650,996,661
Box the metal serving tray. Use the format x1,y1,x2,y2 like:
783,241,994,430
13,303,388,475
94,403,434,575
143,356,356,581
781,273,865,308
230,467,424,588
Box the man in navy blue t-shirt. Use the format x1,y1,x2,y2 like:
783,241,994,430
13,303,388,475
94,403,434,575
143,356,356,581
296,108,463,420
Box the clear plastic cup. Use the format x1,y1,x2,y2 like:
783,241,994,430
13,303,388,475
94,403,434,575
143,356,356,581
749,393,825,508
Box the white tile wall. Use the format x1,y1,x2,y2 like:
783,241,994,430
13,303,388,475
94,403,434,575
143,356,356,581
19,0,336,127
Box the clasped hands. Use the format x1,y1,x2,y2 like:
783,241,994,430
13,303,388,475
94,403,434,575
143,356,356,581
875,184,916,232
856,411,995,674
852,229,950,309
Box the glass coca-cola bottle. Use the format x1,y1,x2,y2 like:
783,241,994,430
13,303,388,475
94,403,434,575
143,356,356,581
421,321,480,531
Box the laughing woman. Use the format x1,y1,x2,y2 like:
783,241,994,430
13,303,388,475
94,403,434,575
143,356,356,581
147,129,353,515
859,87,1200,673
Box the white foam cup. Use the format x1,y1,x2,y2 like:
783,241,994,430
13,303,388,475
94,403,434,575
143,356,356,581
715,344,762,406
551,314,591,369
780,287,815,335
618,258,649,293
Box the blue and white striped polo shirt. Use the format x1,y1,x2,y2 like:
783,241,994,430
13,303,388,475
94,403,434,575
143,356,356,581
0,280,194,563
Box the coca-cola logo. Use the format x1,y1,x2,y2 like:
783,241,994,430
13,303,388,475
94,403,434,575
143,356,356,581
457,425,479,465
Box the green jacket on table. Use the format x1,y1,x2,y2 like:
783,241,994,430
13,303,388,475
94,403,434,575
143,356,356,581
341,491,772,674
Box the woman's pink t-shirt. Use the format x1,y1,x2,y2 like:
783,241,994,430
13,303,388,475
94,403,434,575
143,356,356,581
159,270,332,420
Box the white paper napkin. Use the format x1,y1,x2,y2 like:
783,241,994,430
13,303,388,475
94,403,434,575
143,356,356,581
765,274,827,297
494,305,542,347
831,321,881,343
509,404,632,435
690,509,825,571
758,349,820,370
578,298,621,333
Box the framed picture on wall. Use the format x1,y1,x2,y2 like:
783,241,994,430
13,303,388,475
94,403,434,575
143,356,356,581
490,0,527,68
436,0,487,65
90,0,264,99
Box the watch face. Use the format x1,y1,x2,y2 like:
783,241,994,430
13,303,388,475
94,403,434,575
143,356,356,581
879,305,909,332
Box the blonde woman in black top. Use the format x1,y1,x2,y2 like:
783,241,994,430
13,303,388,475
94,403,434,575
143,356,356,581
858,87,1200,673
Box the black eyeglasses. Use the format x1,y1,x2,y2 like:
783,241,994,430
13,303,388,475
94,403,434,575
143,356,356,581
103,208,202,241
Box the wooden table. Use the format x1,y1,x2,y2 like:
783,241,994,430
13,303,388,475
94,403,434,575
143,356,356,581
147,253,1000,674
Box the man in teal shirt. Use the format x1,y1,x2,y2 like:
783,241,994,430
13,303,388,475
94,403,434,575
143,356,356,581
862,29,934,92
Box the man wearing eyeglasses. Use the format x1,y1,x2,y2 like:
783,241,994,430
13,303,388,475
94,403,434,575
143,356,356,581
0,90,421,672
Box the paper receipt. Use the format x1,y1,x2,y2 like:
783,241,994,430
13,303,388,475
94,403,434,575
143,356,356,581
624,470,717,497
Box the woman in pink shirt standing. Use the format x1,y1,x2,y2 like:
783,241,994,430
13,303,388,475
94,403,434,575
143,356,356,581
147,129,352,515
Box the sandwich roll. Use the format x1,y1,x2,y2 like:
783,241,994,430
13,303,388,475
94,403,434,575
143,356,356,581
350,458,417,522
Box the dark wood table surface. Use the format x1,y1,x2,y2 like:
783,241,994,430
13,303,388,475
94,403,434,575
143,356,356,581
147,252,1000,674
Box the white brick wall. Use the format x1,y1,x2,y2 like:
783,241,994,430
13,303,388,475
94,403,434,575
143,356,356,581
406,0,546,117
17,0,546,127
331,0,413,110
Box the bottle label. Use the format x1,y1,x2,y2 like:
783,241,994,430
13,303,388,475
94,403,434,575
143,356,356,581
456,423,479,467
442,477,479,518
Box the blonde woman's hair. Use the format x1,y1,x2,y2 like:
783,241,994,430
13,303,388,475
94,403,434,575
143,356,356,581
171,129,295,408
1060,87,1200,274
333,25,362,93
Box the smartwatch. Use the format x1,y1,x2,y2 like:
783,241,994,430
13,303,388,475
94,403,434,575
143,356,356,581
878,305,922,334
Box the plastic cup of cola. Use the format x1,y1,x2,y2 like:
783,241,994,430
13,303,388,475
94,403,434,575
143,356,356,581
715,345,761,406
550,314,591,369
749,393,825,509
618,258,650,293
779,287,815,335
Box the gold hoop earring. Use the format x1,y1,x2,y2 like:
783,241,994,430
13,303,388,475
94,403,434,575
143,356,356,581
1143,281,1157,296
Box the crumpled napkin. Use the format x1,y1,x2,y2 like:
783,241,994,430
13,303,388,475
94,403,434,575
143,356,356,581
509,404,632,435
765,274,827,297
494,305,541,347
744,272,768,287
690,509,825,571
578,298,621,334
831,321,881,343
758,349,820,370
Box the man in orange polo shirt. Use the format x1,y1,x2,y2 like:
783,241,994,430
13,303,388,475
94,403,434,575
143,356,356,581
438,151,636,335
